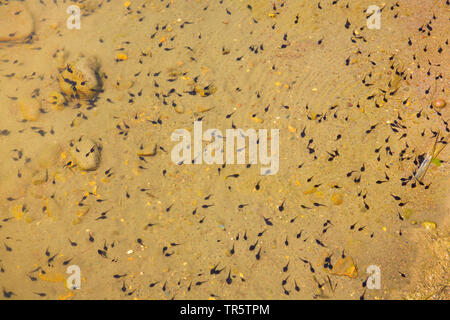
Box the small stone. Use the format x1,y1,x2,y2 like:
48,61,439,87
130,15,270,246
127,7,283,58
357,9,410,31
28,185,47,200
55,49,68,70
46,199,62,221
59,56,102,101
72,217,83,225
10,204,25,221
31,169,48,185
197,105,214,113
36,143,62,168
79,0,100,14
19,97,41,121
304,187,317,195
24,216,34,224
69,136,101,171
173,105,184,114
0,1,34,43
47,91,66,110
137,142,157,157
116,53,128,61
252,116,264,124
330,256,358,278
432,98,446,109
331,193,343,205
77,206,90,218
115,75,135,90
10,202,33,223
422,221,437,231
142,49,152,57
38,271,65,283
195,84,216,97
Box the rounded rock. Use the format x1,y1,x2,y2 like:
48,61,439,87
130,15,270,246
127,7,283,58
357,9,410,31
137,142,157,157
422,221,437,231
432,98,446,109
59,56,102,101
18,97,41,121
36,142,62,168
331,193,343,205
69,136,101,171
47,91,67,110
0,1,34,43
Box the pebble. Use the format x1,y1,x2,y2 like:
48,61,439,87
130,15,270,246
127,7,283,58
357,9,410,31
69,136,101,171
10,204,33,223
116,53,128,61
331,193,343,205
46,199,62,221
197,105,214,113
55,49,68,70
59,56,102,101
115,75,135,90
18,97,41,121
31,169,48,185
47,91,66,110
252,116,264,124
28,185,47,200
330,256,358,278
137,142,157,157
36,143,62,168
0,1,34,43
432,98,446,109
173,105,185,114
73,206,90,225
11,204,25,221
422,221,437,231
194,84,216,97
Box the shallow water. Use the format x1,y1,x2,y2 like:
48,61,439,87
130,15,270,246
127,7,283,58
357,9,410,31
0,0,448,300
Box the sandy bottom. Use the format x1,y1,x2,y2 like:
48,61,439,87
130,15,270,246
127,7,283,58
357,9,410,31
0,0,448,300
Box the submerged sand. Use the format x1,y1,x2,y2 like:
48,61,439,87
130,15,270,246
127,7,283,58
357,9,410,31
0,0,448,300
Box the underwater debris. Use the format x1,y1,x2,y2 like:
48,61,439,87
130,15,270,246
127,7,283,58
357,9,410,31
414,132,449,182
